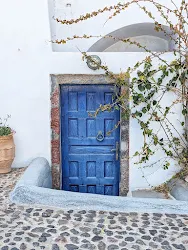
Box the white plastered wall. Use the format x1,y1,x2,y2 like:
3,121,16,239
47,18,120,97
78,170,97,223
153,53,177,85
0,0,183,190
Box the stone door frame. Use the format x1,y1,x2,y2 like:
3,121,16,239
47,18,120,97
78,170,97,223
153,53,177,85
50,74,129,196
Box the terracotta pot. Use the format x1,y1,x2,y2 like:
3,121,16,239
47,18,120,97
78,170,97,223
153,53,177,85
0,133,15,174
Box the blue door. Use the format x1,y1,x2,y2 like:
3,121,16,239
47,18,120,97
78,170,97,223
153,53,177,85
60,84,120,196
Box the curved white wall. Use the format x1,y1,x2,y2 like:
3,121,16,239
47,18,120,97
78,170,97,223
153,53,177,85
104,36,169,52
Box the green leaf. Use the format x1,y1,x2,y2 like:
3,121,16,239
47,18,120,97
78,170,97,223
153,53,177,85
163,161,170,170
182,109,187,116
153,135,158,145
153,100,157,106
134,151,139,156
142,107,147,114
146,83,151,90
138,84,145,92
147,104,151,111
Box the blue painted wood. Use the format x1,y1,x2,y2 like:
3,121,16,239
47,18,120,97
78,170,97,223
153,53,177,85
61,85,120,196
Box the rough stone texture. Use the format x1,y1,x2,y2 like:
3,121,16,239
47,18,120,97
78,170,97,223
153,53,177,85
120,108,129,196
132,190,171,199
1,169,188,249
12,157,52,189
51,76,61,190
9,160,188,214
168,179,188,201
50,75,129,194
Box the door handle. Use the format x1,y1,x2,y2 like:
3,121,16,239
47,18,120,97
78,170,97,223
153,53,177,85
111,142,119,160
96,131,104,142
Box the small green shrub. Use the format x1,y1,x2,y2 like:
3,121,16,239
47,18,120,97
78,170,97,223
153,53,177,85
0,127,12,136
0,115,12,136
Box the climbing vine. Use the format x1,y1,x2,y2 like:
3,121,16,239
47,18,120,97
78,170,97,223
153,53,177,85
54,0,188,185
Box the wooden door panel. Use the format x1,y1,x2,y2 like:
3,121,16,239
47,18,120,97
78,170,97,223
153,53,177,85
61,84,120,196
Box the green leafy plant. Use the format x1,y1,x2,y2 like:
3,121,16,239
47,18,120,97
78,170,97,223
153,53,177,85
0,115,12,136
54,0,188,184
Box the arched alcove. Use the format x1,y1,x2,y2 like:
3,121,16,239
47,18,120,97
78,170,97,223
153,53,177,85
88,23,175,52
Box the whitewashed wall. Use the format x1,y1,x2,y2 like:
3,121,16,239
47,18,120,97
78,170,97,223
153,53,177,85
49,0,180,52
0,0,182,190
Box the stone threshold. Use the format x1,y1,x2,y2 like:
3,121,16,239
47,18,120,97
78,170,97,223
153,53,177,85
10,158,188,215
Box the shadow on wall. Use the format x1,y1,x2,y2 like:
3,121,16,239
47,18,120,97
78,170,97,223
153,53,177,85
88,22,175,52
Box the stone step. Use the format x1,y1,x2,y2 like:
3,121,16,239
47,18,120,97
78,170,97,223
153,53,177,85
168,179,188,201
130,189,173,200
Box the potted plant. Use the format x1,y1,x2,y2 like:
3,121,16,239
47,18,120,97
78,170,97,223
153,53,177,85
0,115,15,174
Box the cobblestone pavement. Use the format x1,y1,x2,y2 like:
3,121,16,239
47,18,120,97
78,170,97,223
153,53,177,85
0,169,188,250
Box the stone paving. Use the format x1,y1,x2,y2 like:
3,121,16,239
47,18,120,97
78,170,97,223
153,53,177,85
0,169,188,250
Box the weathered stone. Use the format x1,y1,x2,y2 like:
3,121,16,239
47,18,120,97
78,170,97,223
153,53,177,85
38,236,47,242
141,235,151,240
149,229,157,235
47,228,57,234
98,241,106,250
41,233,51,237
65,245,79,250
80,243,95,249
172,244,186,250
161,245,172,250
108,244,119,250
58,219,68,225
31,227,46,233
1,247,9,250
33,212,39,216
3,238,9,243
25,237,32,242
125,237,134,242
70,237,79,244
162,241,170,245
15,231,24,235
81,239,90,244
5,233,11,237
28,232,39,238
107,237,118,243
52,244,60,250
33,242,40,247
22,226,31,230
136,240,146,245
119,241,127,247
132,245,141,250
80,227,91,233
91,236,103,242
114,235,123,239
13,237,22,241
60,232,70,237
26,208,33,213
80,233,90,237
149,242,158,248
59,226,69,231
104,230,113,236
20,243,27,250
1,169,188,250
93,228,101,235
70,229,79,235
42,212,51,218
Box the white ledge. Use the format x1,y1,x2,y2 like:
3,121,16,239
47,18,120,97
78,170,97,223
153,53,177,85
10,157,188,214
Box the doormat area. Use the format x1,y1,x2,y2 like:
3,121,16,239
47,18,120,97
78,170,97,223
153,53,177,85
10,158,188,215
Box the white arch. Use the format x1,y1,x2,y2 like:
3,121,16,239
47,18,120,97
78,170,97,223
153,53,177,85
88,22,175,52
